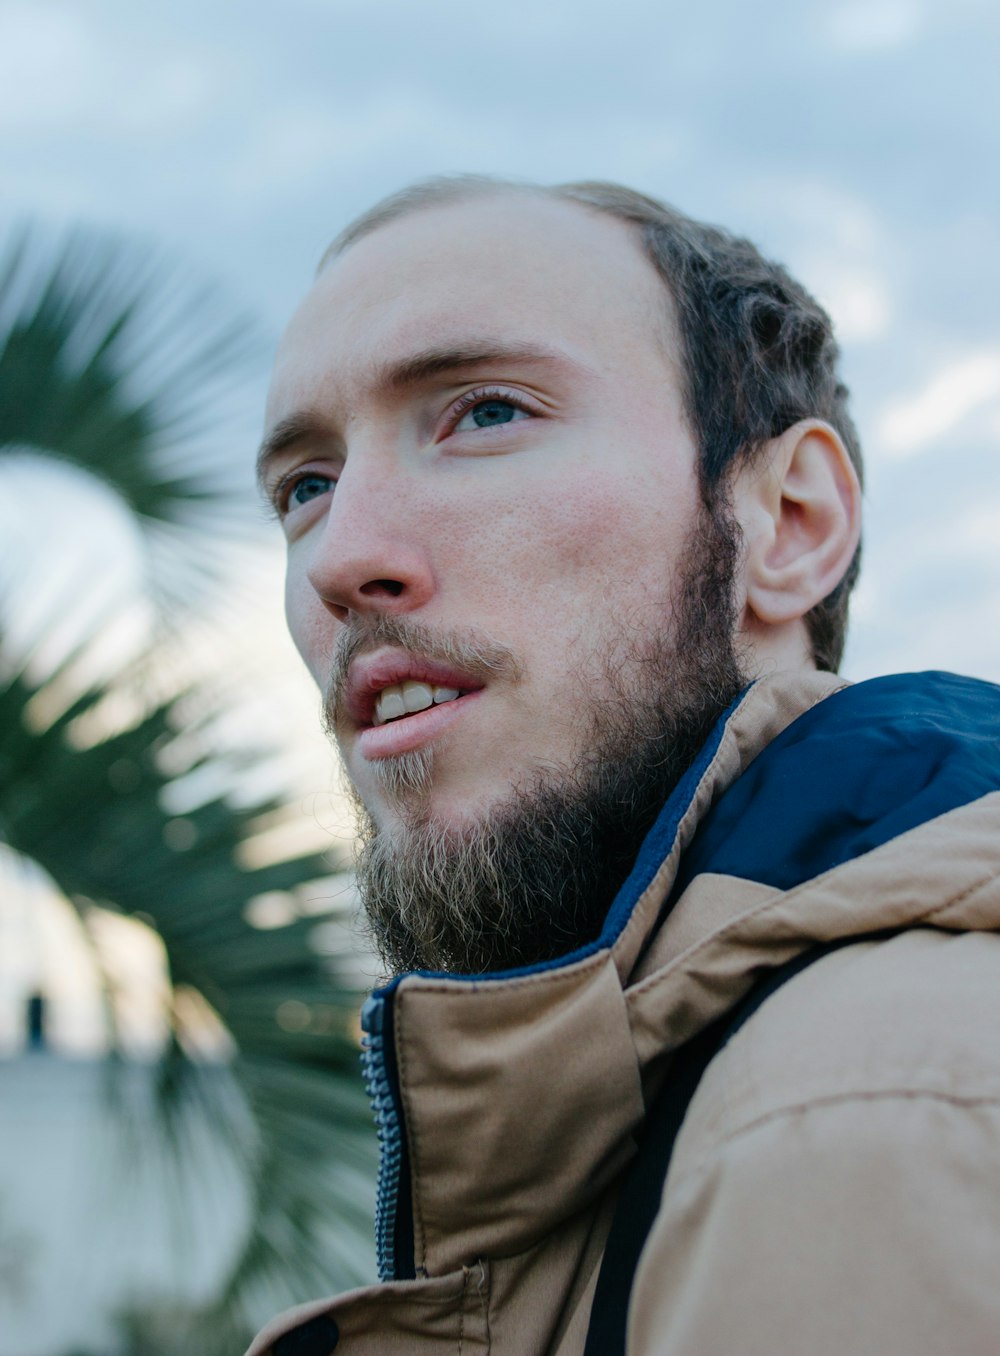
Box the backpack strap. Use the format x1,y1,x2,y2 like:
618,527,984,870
584,935,883,1356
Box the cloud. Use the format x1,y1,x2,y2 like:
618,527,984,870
223,91,463,199
0,3,98,127
877,349,1000,457
826,0,924,51
0,1,221,137
935,502,1000,561
816,268,893,342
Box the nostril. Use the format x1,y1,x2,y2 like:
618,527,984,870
359,579,405,598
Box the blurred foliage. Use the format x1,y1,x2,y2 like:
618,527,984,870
0,655,376,1328
0,225,377,1349
0,224,262,611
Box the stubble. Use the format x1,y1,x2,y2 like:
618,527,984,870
332,495,748,976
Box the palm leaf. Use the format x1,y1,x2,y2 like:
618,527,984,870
0,221,377,1351
0,647,377,1344
0,225,264,613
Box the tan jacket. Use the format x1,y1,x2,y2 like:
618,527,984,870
249,670,1000,1355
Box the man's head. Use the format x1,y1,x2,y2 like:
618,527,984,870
261,177,862,973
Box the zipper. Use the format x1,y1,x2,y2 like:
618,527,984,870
360,990,405,1281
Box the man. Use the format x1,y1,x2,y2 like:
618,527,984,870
249,177,1000,1355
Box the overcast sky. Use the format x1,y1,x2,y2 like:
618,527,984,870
3,0,999,700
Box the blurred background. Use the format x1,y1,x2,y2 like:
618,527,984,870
1,1,998,1352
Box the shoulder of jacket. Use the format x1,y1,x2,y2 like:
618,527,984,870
668,927,1000,1184
628,936,1000,1356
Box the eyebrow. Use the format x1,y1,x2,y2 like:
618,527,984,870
256,340,578,490
371,340,571,393
256,411,329,491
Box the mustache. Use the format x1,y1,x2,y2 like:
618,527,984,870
324,614,522,734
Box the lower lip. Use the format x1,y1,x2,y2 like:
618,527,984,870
356,691,482,760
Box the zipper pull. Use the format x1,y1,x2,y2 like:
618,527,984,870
361,993,384,1037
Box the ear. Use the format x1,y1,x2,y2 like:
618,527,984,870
734,419,862,636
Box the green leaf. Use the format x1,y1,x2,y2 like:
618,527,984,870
0,225,266,614
2,649,377,1349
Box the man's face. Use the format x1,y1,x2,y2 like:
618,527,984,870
263,193,712,845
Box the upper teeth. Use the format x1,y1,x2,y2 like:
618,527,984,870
374,681,462,726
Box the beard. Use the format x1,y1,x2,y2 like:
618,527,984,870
333,492,749,977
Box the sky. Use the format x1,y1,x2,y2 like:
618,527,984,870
2,2,999,1039
0,0,998,830
4,0,999,697
2,9,998,1336
6,8,996,1332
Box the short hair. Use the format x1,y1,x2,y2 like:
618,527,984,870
322,175,863,672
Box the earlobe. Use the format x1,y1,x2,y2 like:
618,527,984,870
739,420,862,630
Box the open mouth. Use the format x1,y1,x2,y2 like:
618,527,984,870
373,680,467,726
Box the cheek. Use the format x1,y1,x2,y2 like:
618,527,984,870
283,560,331,680
547,473,650,568
455,463,693,602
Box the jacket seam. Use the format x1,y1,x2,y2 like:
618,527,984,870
616,675,848,976
674,1085,1000,1188
613,693,748,962
402,948,609,998
630,800,1000,1004
457,1274,465,1356
475,1260,491,1351
395,1015,427,1276
922,860,1000,921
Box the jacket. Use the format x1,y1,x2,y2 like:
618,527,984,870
248,668,1000,1355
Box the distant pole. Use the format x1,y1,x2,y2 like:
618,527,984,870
26,992,46,1052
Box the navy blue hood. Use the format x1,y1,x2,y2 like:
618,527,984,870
670,670,1000,902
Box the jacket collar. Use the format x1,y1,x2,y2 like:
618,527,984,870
378,670,1000,1276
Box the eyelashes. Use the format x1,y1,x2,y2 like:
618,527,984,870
265,469,327,519
266,383,542,522
444,384,539,434
266,466,337,522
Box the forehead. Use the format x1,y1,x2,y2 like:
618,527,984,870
268,192,678,413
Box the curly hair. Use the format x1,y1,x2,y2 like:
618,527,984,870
322,175,863,672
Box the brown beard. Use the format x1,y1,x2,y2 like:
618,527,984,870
335,493,748,976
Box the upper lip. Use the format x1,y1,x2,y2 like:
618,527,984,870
342,648,484,728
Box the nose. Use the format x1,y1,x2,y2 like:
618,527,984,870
303,457,435,625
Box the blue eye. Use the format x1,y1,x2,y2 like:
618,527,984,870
455,399,530,432
289,473,333,507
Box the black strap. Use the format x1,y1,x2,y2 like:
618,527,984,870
584,937,878,1356
273,1314,340,1355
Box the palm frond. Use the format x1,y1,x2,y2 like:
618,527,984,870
0,647,377,1339
0,225,266,613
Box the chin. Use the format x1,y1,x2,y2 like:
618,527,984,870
366,781,501,845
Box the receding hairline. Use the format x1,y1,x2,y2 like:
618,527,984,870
318,174,629,274
311,174,863,672
315,175,684,387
